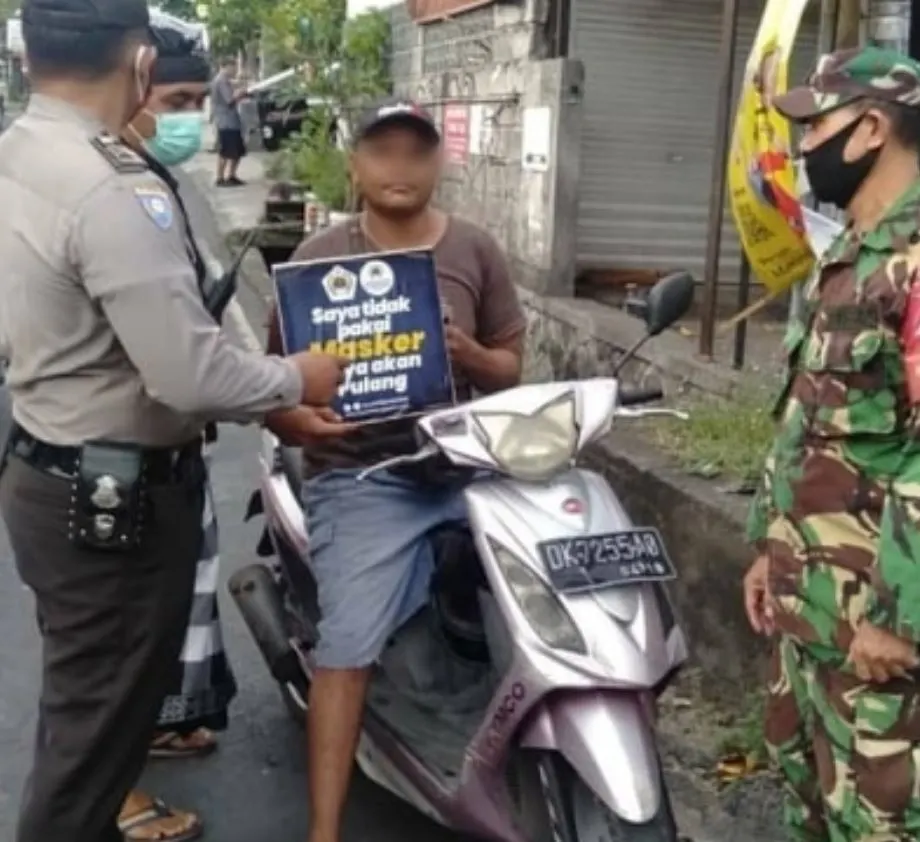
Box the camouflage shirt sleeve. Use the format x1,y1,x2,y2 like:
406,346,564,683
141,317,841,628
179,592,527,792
745,470,771,549
865,444,920,641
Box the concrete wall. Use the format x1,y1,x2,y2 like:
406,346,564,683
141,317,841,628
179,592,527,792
582,431,767,704
388,0,582,295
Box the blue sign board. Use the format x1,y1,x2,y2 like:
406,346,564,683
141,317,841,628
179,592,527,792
273,249,455,422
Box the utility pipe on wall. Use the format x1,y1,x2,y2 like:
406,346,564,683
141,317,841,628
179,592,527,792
864,0,911,50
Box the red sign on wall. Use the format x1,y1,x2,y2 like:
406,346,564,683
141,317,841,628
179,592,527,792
406,0,498,24
443,103,470,165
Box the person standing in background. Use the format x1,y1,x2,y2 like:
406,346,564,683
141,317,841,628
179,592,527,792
114,21,235,842
210,57,248,187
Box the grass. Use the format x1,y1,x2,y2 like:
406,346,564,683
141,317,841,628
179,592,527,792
717,689,768,761
648,387,776,484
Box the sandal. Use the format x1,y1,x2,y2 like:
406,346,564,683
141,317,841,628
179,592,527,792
149,728,217,759
118,795,203,842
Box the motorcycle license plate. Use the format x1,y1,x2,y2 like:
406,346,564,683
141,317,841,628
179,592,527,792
537,529,675,594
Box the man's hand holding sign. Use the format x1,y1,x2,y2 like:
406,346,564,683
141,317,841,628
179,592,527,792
273,248,454,422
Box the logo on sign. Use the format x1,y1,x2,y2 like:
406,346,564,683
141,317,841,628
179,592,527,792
359,260,395,297
321,266,358,302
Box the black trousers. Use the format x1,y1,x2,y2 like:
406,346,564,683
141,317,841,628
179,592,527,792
0,453,205,842
217,128,246,162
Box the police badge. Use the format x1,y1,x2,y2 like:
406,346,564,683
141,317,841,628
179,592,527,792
90,475,122,510
93,514,117,541
71,443,145,551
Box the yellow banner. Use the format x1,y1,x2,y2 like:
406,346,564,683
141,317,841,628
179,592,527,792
728,0,814,295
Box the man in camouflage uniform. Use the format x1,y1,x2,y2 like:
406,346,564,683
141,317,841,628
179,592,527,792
744,46,920,842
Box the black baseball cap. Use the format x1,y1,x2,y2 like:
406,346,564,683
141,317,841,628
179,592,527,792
22,0,149,32
353,96,440,145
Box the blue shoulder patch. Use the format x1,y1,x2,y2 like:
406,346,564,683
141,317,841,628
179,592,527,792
134,185,174,231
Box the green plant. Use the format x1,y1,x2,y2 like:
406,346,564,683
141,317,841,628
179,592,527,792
259,2,389,211
197,0,265,57
648,386,775,483
717,689,767,763
290,119,352,211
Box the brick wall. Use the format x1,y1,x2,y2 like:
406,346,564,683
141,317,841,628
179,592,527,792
385,1,581,295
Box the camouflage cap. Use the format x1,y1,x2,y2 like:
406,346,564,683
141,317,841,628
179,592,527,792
772,46,920,122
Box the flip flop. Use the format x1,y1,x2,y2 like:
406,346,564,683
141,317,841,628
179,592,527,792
118,798,203,842
149,728,218,759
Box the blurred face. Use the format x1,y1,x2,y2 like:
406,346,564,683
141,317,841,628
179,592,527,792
351,121,442,217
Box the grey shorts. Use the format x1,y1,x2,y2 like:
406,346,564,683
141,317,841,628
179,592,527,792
303,469,468,669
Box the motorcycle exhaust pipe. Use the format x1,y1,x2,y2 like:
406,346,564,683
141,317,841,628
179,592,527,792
228,564,306,685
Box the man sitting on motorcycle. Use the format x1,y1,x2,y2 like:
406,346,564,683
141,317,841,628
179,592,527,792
265,96,526,842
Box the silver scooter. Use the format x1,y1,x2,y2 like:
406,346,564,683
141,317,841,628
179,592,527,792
231,271,694,842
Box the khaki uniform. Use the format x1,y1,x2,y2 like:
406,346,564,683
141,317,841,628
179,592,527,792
0,94,300,842
0,94,301,446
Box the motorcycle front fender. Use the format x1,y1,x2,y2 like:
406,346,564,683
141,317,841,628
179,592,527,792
518,690,663,824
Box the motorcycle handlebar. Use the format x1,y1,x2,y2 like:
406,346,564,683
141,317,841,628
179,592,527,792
618,386,664,407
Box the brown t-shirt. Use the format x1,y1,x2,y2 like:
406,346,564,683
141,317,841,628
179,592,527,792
266,215,526,476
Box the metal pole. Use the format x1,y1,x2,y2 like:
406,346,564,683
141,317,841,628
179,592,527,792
699,0,742,360
866,0,911,51
732,257,752,369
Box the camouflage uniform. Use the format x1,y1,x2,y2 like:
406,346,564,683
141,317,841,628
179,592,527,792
748,47,920,842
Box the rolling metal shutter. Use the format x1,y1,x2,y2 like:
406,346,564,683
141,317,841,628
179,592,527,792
570,0,819,284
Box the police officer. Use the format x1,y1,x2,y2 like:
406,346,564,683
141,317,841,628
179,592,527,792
0,2,346,841
744,47,920,842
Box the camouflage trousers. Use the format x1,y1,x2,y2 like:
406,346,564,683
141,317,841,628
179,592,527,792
764,636,920,842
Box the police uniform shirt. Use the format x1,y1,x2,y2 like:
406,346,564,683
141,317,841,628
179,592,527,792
0,94,302,447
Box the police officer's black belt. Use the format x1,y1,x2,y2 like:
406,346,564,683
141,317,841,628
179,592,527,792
7,425,200,483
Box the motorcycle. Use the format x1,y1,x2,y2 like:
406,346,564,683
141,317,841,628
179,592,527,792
230,270,695,842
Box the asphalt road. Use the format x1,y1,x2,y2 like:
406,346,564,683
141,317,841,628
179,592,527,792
0,164,465,842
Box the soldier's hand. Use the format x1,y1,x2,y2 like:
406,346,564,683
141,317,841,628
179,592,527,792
289,351,350,406
848,622,920,684
743,553,775,636
265,406,357,446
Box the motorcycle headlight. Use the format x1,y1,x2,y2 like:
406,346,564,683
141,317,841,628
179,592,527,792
473,393,577,482
491,542,587,654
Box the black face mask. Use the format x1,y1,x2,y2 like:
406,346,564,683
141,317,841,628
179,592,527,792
803,116,881,210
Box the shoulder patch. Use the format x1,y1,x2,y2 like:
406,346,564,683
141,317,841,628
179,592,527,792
90,131,148,174
133,184,174,231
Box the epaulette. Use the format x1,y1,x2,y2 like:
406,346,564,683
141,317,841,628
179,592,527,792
90,131,148,174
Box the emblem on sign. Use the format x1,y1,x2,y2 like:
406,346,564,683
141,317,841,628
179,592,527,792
359,260,395,297
134,185,174,231
90,475,122,510
321,266,358,302
93,514,116,541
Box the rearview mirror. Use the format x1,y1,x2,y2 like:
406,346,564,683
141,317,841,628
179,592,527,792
644,271,695,337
